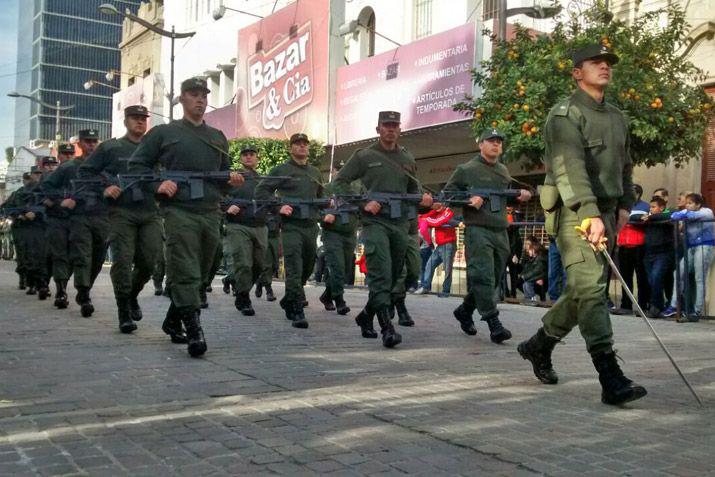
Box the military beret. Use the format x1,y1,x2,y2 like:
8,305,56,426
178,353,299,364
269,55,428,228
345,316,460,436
289,133,309,144
124,104,150,117
78,129,99,140
58,143,75,154
240,145,258,155
181,77,210,93
479,127,505,142
572,43,619,66
378,111,401,124
41,156,58,165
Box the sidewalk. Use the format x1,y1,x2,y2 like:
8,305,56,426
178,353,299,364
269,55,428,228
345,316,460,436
0,261,713,476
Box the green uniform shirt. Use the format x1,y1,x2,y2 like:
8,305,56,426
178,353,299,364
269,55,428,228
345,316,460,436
444,155,513,229
255,158,323,224
333,141,421,225
544,88,635,221
3,183,41,227
41,157,95,216
128,119,232,213
225,168,266,227
79,135,157,210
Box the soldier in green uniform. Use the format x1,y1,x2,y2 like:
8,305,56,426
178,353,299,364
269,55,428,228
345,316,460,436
41,143,76,309
444,128,531,343
256,133,324,328
128,77,244,357
518,44,647,405
3,170,46,295
224,145,268,316
255,212,280,302
332,111,432,348
78,105,161,333
318,165,359,316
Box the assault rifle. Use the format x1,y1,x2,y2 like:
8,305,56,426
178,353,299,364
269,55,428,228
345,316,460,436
0,205,46,219
361,192,425,220
437,188,521,212
219,197,281,215
320,194,361,225
279,197,332,219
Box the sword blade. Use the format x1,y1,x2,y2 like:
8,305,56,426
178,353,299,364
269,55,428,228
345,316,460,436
601,247,704,407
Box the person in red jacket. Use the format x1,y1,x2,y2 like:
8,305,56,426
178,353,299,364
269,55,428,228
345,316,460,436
415,205,458,297
614,184,650,314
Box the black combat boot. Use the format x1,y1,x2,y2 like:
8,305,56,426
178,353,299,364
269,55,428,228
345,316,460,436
54,280,69,309
376,308,401,348
291,302,309,328
265,285,276,302
181,309,207,357
153,279,163,296
18,274,26,290
162,302,187,344
235,291,255,316
162,284,171,297
517,328,560,384
453,303,477,335
319,289,336,311
395,298,414,326
482,312,512,344
76,287,94,317
37,279,50,300
334,295,350,315
222,277,233,295
129,285,143,321
592,351,647,405
116,296,137,334
26,276,37,295
199,287,209,309
254,283,262,298
280,297,295,321
355,307,378,338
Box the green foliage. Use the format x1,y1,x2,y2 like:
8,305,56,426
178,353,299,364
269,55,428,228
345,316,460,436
228,137,325,174
454,4,715,169
5,147,14,164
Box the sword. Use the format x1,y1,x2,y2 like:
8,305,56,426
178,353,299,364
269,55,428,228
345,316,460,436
576,222,704,407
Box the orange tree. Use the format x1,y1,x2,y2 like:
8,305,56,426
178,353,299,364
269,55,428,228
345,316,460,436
228,137,325,174
454,4,714,169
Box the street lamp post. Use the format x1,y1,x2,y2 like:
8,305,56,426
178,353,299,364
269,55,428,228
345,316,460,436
497,3,562,41
98,3,195,121
7,91,75,143
212,5,263,21
84,80,120,91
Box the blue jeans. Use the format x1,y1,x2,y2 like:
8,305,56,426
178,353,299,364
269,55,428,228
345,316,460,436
547,240,567,301
523,280,537,299
644,251,673,311
670,244,714,314
420,241,456,293
419,245,433,282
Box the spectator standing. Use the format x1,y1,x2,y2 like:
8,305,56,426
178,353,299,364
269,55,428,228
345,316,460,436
417,213,434,287
546,239,567,303
613,184,650,314
502,208,523,300
636,196,674,317
663,193,714,321
415,205,458,297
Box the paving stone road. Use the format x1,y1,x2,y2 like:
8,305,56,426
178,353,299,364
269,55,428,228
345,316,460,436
0,261,714,476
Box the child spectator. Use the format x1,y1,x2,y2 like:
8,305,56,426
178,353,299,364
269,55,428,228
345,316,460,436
662,193,714,320
614,184,650,314
519,235,547,305
636,196,674,318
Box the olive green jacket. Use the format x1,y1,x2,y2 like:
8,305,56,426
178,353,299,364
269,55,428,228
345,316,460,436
543,88,635,221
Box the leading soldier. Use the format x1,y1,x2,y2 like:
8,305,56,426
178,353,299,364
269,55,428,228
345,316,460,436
128,77,244,357
518,44,647,405
78,105,160,334
332,111,432,348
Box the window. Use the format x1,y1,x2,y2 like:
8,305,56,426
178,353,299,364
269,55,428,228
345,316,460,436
483,0,498,21
413,0,432,40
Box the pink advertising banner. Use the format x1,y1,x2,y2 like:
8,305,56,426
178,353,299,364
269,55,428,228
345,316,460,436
235,0,330,142
336,23,476,145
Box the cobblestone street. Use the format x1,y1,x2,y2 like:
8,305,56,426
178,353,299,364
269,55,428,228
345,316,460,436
0,261,713,476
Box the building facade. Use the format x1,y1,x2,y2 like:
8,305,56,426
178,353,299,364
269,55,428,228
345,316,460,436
12,0,141,147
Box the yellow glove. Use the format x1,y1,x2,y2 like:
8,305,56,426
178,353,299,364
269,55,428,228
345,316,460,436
574,218,608,252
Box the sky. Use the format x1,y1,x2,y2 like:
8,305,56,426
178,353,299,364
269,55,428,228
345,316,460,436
0,0,18,161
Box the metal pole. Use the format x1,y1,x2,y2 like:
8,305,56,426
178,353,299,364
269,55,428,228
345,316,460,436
498,0,507,41
55,100,61,141
673,222,682,317
169,26,175,122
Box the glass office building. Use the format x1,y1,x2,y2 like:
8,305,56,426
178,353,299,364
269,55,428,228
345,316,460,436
13,0,141,146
